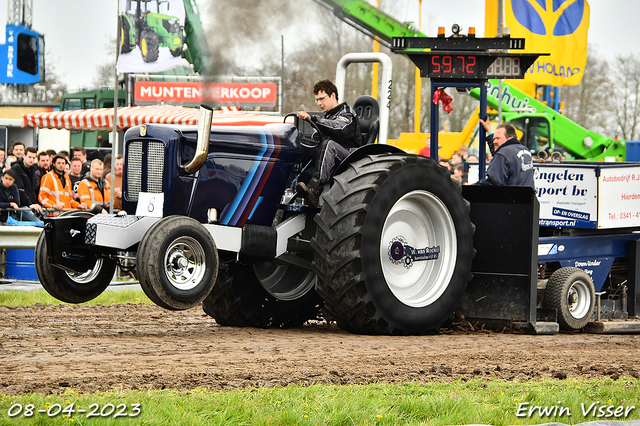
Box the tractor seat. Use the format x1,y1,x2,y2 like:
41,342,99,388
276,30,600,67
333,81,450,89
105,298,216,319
353,95,379,145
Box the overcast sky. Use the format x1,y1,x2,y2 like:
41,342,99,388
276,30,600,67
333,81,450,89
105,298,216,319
1,0,638,91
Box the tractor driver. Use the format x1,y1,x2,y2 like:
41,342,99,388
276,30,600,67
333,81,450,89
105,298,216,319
296,79,361,206
476,118,534,188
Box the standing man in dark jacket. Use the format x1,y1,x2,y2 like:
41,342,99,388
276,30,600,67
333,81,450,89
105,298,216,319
11,147,43,218
296,79,361,205
477,119,534,188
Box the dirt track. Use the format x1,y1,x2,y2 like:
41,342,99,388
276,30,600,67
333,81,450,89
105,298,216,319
1,303,639,396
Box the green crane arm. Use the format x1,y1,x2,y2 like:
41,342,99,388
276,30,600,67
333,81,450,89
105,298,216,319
313,0,426,46
182,0,210,75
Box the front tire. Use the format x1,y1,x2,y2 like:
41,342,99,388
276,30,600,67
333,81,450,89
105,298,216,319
35,216,116,304
137,216,218,310
202,261,321,328
544,267,595,330
140,29,159,63
312,154,475,335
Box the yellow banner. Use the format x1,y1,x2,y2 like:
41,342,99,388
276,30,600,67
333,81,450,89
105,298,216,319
505,0,590,86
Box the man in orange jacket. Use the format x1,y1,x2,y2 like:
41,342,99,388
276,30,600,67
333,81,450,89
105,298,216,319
39,155,85,212
77,159,110,212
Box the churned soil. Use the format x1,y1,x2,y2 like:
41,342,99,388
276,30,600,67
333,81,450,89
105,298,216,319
1,303,639,395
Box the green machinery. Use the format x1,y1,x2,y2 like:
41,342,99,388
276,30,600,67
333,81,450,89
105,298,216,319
120,0,184,63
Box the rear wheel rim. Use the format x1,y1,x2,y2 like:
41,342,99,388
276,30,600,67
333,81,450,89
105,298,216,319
380,190,457,308
163,236,206,291
254,262,316,301
66,259,103,284
567,279,591,319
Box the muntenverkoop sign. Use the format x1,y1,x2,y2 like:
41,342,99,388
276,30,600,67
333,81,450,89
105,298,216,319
134,81,277,107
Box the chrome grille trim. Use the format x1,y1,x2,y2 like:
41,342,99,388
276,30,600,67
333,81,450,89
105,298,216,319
125,141,165,201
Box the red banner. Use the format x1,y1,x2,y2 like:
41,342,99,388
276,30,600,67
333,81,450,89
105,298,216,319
134,81,277,106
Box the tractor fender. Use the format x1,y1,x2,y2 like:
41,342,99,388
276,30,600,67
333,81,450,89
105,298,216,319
333,143,405,177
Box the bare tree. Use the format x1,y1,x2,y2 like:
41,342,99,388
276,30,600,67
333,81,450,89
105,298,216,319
609,53,640,141
562,47,613,136
32,54,68,102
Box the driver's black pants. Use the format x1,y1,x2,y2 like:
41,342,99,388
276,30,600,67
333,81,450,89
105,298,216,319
314,140,352,184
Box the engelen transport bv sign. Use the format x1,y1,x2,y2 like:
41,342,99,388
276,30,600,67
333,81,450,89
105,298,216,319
134,81,278,107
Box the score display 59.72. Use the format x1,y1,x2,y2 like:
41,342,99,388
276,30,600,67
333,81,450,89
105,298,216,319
428,54,523,79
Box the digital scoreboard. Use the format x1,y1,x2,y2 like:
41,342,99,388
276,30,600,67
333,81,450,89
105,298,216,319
391,35,546,80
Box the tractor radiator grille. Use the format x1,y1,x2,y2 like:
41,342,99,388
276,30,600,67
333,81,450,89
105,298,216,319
126,141,165,201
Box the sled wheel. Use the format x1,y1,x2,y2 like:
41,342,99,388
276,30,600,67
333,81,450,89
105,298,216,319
202,260,321,328
120,16,133,53
35,212,116,304
140,29,159,62
137,216,218,310
544,266,595,330
312,153,475,335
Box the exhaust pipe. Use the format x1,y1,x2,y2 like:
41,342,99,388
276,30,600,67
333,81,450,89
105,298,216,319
537,149,548,162
550,151,563,163
182,105,213,174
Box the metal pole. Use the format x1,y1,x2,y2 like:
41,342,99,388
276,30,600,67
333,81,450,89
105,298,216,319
109,2,120,214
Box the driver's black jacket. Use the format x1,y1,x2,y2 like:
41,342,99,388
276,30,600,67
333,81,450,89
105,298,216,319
310,102,361,149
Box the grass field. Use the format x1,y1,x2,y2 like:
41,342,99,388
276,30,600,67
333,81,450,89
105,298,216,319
1,291,639,425
0,379,638,425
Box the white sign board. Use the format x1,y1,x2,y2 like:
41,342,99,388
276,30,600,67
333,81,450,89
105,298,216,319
597,166,640,229
534,165,598,228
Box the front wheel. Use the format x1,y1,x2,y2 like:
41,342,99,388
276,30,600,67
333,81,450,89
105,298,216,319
312,153,475,335
544,267,595,330
137,216,218,310
35,228,116,304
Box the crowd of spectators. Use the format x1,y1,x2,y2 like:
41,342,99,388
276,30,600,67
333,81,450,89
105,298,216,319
0,141,123,224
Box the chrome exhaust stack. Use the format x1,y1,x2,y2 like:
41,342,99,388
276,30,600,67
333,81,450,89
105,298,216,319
182,105,213,174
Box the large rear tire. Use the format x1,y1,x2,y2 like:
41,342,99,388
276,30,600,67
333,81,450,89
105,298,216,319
202,261,321,328
35,212,117,304
120,16,133,54
312,154,475,335
137,216,218,310
544,266,595,331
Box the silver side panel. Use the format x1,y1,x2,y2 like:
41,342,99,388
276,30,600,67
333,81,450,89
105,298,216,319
86,215,160,249
203,224,243,252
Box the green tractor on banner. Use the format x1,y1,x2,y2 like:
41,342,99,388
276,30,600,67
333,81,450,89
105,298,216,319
120,0,183,63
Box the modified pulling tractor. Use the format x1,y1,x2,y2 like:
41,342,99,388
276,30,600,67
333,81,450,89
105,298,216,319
35,52,475,335
36,43,640,335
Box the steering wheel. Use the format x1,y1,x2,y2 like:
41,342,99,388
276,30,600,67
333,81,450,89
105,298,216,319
283,112,323,148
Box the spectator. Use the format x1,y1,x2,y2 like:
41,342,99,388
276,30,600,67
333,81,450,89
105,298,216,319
467,154,479,162
459,144,469,160
105,155,123,210
11,147,43,216
68,156,84,200
11,141,26,159
57,149,69,161
5,155,17,172
450,151,464,166
11,141,25,159
0,169,21,223
418,136,431,157
438,158,451,172
0,150,5,172
39,155,84,212
78,159,110,212
451,163,467,184
72,146,91,177
102,153,112,177
34,151,50,198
